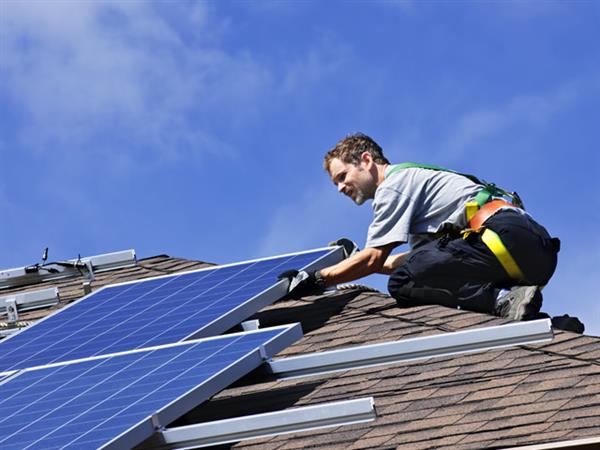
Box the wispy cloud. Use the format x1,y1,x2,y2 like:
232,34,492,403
1,2,357,172
441,81,584,161
0,1,270,168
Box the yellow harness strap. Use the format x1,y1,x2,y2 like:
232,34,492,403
480,228,524,281
465,201,479,222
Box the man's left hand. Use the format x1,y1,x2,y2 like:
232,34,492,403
329,238,360,259
278,269,326,298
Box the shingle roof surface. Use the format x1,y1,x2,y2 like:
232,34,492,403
2,255,599,449
163,290,600,450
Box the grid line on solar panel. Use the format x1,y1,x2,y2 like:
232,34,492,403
0,247,340,372
0,325,300,450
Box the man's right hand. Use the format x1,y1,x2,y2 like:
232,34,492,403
329,238,360,259
277,269,326,298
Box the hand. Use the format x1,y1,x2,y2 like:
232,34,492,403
278,269,326,298
329,238,360,258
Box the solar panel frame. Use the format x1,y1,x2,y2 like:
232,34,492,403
0,247,343,372
0,324,302,450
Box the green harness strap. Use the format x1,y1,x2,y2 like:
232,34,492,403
386,163,526,281
386,162,523,209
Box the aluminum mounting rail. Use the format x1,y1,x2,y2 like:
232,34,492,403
0,287,60,315
269,319,553,379
0,250,136,289
146,397,375,450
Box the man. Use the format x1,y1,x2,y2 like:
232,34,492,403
280,133,560,321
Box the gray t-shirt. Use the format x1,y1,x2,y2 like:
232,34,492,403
365,166,483,249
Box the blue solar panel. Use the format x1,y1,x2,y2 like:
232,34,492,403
0,325,301,450
0,247,342,372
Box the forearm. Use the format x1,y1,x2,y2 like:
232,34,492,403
378,250,411,274
320,245,394,285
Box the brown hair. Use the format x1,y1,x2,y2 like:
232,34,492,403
323,133,390,172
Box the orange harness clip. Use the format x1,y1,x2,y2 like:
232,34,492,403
468,199,516,231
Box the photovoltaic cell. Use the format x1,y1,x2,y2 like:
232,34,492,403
0,325,301,450
0,247,341,372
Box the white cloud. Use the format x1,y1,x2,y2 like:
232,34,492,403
0,1,271,167
442,82,582,161
0,2,356,171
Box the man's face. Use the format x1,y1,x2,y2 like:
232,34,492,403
328,157,377,205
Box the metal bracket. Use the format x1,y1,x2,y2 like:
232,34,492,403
259,345,269,361
241,320,260,331
151,413,164,431
82,281,92,295
84,260,95,282
5,298,17,324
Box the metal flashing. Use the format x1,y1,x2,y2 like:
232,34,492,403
269,319,553,379
148,397,375,449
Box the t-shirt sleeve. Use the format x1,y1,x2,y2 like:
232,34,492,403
365,187,415,248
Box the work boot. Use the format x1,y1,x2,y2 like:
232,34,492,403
494,286,542,321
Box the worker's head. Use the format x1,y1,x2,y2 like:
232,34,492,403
324,133,389,205
324,133,389,172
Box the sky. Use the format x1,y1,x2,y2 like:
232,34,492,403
1,0,599,335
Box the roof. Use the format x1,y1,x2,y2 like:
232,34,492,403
2,254,599,449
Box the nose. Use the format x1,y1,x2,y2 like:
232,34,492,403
337,182,346,194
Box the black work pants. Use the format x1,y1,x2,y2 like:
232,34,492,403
388,209,560,315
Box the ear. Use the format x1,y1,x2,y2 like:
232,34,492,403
360,151,373,167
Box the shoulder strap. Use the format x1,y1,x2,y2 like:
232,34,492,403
387,162,524,209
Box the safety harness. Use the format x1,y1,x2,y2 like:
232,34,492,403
386,163,525,282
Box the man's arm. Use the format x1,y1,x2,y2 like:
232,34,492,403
379,250,411,275
319,243,397,285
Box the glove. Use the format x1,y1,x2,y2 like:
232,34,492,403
329,238,360,259
278,269,326,298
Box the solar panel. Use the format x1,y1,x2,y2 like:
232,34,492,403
0,324,301,450
0,247,342,372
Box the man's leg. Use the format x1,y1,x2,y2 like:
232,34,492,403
388,234,509,314
388,210,560,317
484,210,559,286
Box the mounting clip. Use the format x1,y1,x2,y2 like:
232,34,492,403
5,298,18,325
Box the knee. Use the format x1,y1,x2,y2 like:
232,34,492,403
388,268,415,307
388,267,411,296
388,266,455,309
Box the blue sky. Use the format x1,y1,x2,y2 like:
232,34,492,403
1,1,599,334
